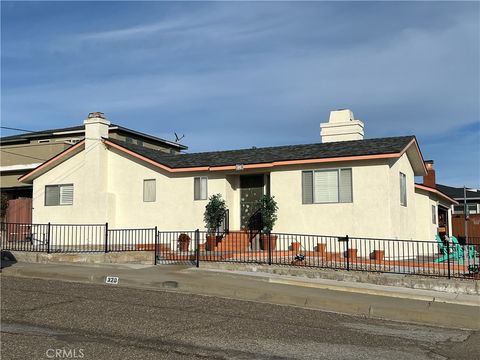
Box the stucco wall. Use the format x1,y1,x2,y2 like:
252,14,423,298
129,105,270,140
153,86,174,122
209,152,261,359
387,153,418,240
414,189,438,241
270,160,395,238
107,148,228,230
32,146,105,224
31,142,435,242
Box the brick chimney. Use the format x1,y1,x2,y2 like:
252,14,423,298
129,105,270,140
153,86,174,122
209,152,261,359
423,160,436,188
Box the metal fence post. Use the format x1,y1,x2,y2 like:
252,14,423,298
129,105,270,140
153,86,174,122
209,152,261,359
47,222,51,254
346,235,350,271
195,229,200,268
268,231,272,265
154,226,158,265
446,238,451,279
105,222,109,253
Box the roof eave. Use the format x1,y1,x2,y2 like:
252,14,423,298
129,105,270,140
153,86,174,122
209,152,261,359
18,140,86,183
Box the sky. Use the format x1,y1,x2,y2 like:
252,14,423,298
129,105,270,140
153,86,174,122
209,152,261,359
1,1,479,188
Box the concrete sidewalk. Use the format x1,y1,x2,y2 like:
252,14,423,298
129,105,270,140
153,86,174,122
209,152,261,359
1,261,479,330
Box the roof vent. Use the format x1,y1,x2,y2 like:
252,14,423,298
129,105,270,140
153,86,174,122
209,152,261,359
320,109,364,143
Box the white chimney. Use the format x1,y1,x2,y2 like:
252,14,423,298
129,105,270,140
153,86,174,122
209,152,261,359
320,109,364,143
82,112,110,223
84,111,110,144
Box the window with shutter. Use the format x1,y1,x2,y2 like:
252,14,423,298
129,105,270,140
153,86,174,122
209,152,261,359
143,179,156,202
194,177,208,200
45,184,73,206
302,168,352,204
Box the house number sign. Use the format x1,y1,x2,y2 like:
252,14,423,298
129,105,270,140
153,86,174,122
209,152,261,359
105,276,119,285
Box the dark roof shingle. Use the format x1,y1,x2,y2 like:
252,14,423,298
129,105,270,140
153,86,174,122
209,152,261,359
436,184,480,199
107,135,415,169
0,124,187,150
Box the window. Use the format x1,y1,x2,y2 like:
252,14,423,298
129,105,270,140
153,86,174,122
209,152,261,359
400,172,407,206
302,168,352,204
432,205,436,224
143,179,156,202
137,139,144,146
45,184,73,206
194,177,208,200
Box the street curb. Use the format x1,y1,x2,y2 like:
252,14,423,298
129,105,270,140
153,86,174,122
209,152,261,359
197,262,480,295
2,263,479,330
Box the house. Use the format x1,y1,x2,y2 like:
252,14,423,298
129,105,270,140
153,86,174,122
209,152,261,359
0,112,187,222
19,110,457,241
436,184,480,240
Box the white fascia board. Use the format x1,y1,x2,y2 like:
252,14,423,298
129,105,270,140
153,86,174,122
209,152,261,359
0,163,42,172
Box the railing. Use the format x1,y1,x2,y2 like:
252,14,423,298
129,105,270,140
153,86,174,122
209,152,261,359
217,209,229,236
0,222,156,253
247,209,262,243
2,222,479,279
156,231,480,279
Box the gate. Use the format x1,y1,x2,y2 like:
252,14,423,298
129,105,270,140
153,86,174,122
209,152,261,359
6,198,32,224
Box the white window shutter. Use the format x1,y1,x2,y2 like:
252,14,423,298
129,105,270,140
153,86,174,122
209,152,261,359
200,177,208,200
143,179,156,202
314,170,338,203
60,185,73,205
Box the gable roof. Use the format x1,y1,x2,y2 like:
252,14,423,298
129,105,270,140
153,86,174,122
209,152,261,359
437,184,480,200
20,135,426,182
414,184,459,205
0,123,187,150
105,135,425,172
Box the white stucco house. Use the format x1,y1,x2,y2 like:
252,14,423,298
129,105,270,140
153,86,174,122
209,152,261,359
19,110,457,241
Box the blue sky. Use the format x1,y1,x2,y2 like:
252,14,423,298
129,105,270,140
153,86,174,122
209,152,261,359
1,1,479,187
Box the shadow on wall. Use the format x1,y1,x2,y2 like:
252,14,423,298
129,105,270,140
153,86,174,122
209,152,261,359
1,251,17,269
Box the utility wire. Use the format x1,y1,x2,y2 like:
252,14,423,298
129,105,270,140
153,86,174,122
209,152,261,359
1,126,35,133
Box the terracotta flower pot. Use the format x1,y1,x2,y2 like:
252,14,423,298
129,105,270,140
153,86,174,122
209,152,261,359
345,248,357,259
178,240,190,252
206,235,217,251
371,250,385,261
291,242,301,253
315,243,327,255
260,235,278,251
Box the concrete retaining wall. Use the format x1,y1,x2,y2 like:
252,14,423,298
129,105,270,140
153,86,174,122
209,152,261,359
7,251,155,265
200,262,480,295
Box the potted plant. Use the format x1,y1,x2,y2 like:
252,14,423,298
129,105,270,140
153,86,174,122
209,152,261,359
177,233,191,252
204,194,226,251
256,194,279,251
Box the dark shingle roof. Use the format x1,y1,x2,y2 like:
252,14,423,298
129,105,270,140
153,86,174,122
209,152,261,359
437,184,480,199
0,124,187,150
107,135,415,169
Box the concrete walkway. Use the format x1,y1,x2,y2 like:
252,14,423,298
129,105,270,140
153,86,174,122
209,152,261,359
1,261,479,330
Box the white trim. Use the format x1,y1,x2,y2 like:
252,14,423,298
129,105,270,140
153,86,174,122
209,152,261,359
0,163,42,172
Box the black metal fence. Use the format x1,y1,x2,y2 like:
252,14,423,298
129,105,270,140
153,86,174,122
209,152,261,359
0,222,156,253
155,230,480,279
2,222,479,279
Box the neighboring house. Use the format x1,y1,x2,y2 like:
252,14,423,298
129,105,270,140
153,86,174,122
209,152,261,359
414,161,460,241
0,112,187,222
436,183,480,239
19,109,457,241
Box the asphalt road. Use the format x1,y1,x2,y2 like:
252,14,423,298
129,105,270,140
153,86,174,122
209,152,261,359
1,276,479,360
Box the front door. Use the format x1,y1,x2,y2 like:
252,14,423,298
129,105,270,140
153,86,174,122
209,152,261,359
240,175,265,230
